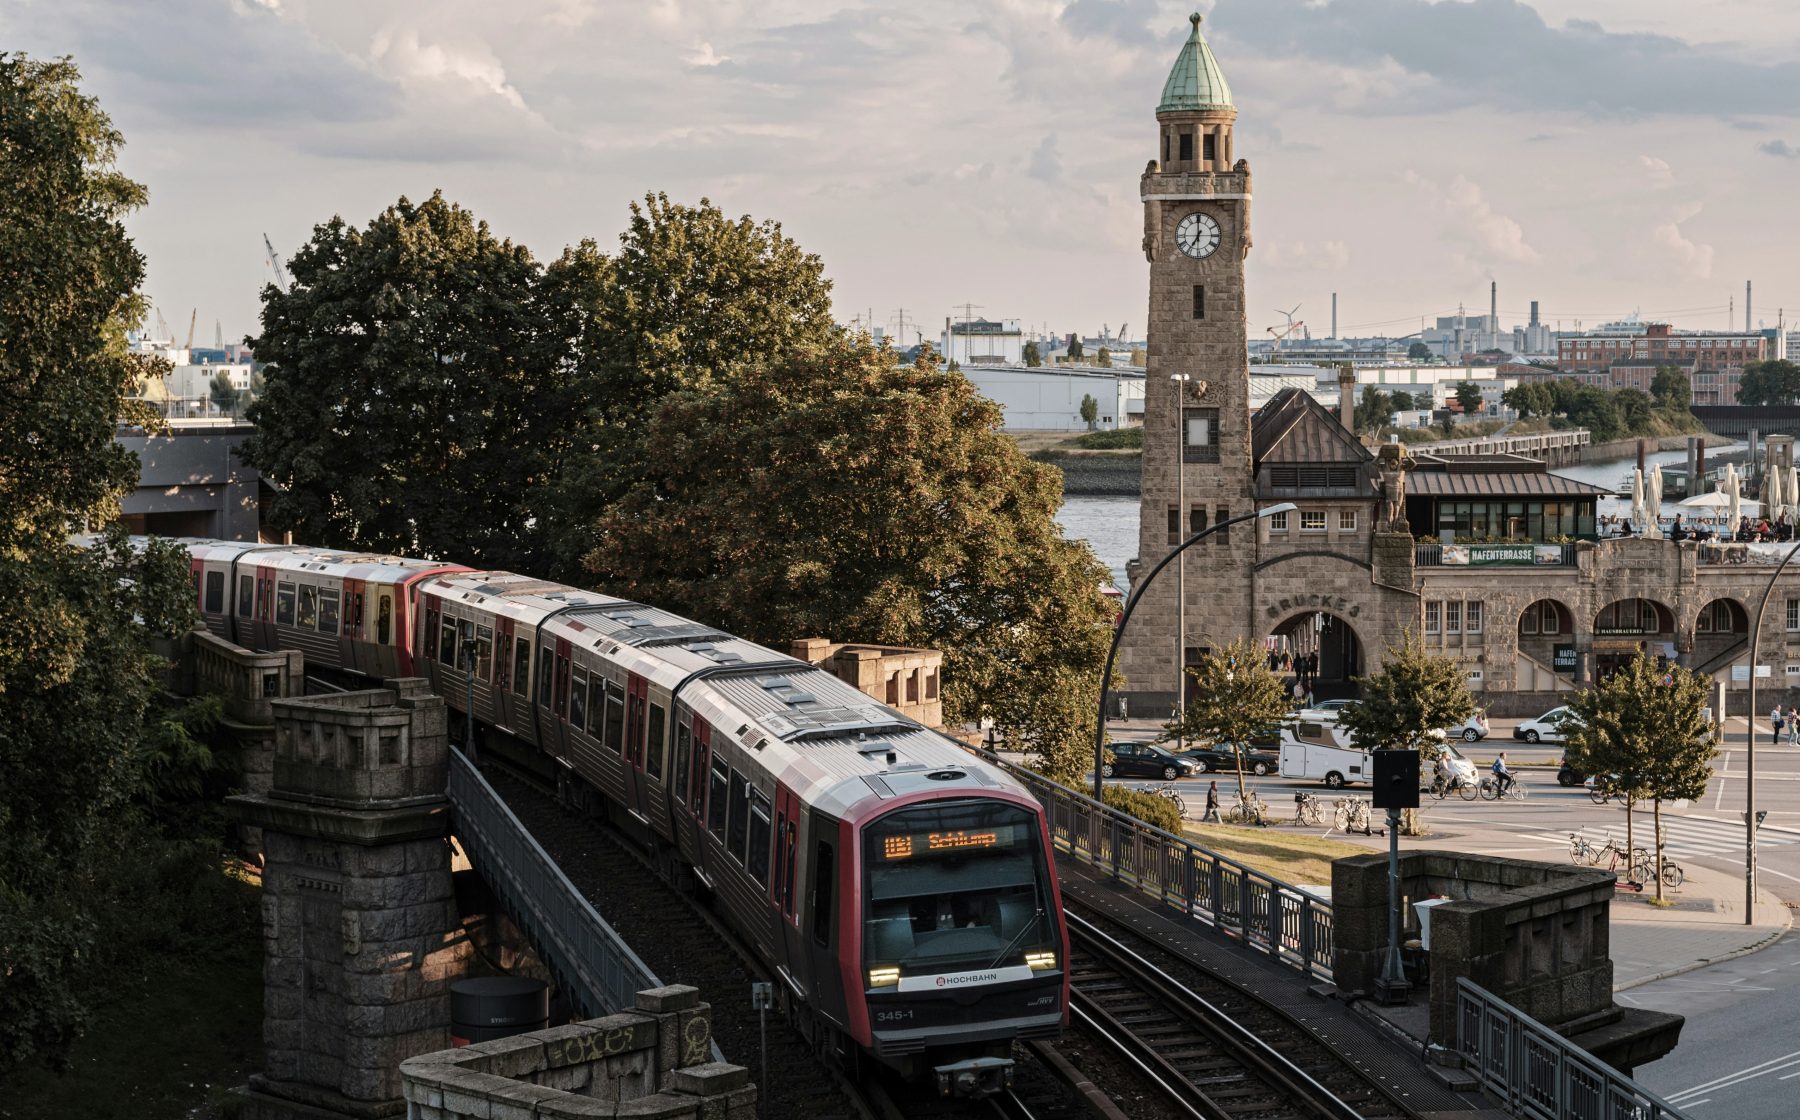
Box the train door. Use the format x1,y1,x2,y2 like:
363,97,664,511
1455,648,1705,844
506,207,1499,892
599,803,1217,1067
805,811,849,1028
231,565,254,647
490,617,514,733
254,566,275,651
341,577,365,674
622,673,648,823
775,784,808,1000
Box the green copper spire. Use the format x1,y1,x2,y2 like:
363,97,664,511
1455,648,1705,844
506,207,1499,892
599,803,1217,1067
1157,12,1233,113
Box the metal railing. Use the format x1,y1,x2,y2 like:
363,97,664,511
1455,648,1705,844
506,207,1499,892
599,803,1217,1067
447,749,669,1023
984,753,1334,981
1457,978,1693,1120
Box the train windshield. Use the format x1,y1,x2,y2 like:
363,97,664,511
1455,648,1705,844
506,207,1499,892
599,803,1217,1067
861,800,1055,977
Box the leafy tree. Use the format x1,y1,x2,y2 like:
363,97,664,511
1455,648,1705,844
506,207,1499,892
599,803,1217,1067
1102,785,1182,834
1736,359,1800,407
1358,386,1393,433
1564,385,1624,442
1615,387,1653,432
1128,347,1147,365
243,192,560,572
1439,414,1457,437
1079,393,1098,430
1390,390,1416,411
1067,333,1084,360
1022,339,1041,367
0,54,205,1071
1651,365,1692,409
1455,380,1483,415
1562,653,1714,899
1095,346,1112,368
1337,630,1475,834
579,339,1113,785
1503,381,1553,417
1162,638,1292,806
1408,341,1432,361
208,371,239,415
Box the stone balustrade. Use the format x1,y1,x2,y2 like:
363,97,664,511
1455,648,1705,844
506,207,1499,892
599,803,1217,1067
270,678,447,807
192,629,304,725
399,986,754,1120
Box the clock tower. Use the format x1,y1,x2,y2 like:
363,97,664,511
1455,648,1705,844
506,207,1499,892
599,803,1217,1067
1118,13,1257,709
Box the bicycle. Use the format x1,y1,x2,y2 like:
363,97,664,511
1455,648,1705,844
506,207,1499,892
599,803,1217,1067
1589,778,1630,806
1226,791,1270,826
1147,782,1187,816
1292,793,1326,827
1332,797,1372,834
1431,773,1479,801
1596,839,1683,890
1478,774,1528,801
1568,832,1600,864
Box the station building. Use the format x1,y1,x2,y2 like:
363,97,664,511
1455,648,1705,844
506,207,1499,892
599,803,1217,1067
1115,16,1796,716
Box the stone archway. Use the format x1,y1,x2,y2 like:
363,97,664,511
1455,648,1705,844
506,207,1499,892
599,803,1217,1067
1517,597,1579,681
1268,611,1365,701
1691,596,1749,672
1592,597,1677,681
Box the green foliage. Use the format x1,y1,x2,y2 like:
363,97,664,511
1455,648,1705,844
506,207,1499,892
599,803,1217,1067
1337,629,1474,759
1737,359,1800,407
1455,380,1483,415
1067,334,1084,359
1390,390,1416,411
1071,427,1142,450
1408,341,1432,361
581,339,1114,785
243,191,560,572
1358,386,1393,433
1439,414,1457,437
1615,387,1653,432
1095,346,1112,368
1164,638,1292,803
1079,393,1098,428
1651,365,1692,408
1022,339,1041,367
1102,784,1183,835
207,371,239,415
1128,347,1146,365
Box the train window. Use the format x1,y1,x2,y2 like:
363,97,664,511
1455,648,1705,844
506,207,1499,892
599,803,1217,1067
512,637,529,692
377,593,393,645
811,838,835,946
646,703,666,780
317,589,341,635
297,586,317,630
424,603,438,656
782,821,798,916
237,575,254,617
537,648,553,707
203,571,224,614
476,625,493,681
570,668,588,730
748,789,772,886
276,582,296,626
351,591,364,636
727,770,749,864
603,682,625,753
441,620,459,667
584,678,601,736
554,653,571,717
691,738,709,813
674,724,691,809
708,759,729,838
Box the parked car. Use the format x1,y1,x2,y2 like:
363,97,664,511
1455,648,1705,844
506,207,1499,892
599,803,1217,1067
1296,700,1355,721
1514,706,1578,744
1445,710,1490,742
1557,757,1586,786
1103,741,1198,780
1182,742,1279,776
1434,742,1480,787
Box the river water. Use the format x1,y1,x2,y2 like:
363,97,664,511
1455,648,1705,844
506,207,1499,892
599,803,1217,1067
1052,442,1748,591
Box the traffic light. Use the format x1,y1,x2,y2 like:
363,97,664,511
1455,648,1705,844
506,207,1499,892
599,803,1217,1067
1372,749,1420,810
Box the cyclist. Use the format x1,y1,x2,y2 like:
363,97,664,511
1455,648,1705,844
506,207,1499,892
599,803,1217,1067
1491,752,1514,797
1433,751,1456,795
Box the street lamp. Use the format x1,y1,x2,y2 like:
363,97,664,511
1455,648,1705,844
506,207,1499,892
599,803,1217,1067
1744,537,1800,923
1092,502,1299,799
1171,372,1191,757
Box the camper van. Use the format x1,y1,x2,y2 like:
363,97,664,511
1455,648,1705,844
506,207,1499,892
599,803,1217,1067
1278,719,1371,789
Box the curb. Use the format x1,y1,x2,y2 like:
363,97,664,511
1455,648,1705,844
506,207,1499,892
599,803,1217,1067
1612,908,1792,992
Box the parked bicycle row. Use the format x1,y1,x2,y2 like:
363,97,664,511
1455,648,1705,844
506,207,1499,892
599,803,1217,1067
1568,830,1684,889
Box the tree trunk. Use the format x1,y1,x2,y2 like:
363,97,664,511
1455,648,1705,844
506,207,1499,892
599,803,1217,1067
1232,745,1248,813
1652,798,1664,902
1625,798,1635,886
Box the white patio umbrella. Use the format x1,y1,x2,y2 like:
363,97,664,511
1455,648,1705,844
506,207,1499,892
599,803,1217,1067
1788,465,1799,523
1646,464,1665,539
1630,468,1646,533
1727,463,1742,531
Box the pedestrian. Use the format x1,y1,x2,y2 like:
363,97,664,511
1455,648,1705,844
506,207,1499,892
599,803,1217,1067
1292,679,1305,704
1201,780,1220,822
1774,704,1785,747
1117,695,1129,722
1788,707,1798,746
1304,684,1316,708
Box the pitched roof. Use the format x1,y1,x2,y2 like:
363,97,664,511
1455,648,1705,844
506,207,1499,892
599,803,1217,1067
1406,455,1612,499
1252,388,1371,465
1158,14,1234,113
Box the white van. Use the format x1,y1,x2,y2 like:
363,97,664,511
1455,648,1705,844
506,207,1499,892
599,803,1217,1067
1278,720,1371,789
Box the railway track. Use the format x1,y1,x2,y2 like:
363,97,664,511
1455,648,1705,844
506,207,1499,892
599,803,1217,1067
1067,908,1420,1120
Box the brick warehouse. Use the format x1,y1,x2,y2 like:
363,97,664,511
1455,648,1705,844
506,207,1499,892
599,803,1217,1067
1115,15,1800,718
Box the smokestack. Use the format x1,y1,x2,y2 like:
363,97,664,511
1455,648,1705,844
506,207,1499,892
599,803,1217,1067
1748,280,1753,332
1490,280,1498,336
1338,366,1356,431
1332,293,1338,340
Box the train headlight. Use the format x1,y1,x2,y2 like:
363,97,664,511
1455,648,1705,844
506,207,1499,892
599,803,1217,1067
1025,951,1058,972
868,967,901,988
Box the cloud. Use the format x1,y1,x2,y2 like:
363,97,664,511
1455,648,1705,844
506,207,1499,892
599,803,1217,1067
686,41,729,67
1059,0,1161,46
1259,240,1350,271
369,27,528,112
1406,171,1539,266
1650,204,1715,279
1640,155,1672,188
1759,139,1800,159
1027,135,1062,182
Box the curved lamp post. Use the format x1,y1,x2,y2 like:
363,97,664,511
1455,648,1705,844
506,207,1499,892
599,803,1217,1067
1744,537,1800,923
1092,502,1298,799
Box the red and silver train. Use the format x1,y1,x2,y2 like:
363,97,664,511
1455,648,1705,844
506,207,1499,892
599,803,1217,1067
175,538,1068,1096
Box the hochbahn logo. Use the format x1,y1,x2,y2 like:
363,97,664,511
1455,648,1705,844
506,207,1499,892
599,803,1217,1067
937,972,999,988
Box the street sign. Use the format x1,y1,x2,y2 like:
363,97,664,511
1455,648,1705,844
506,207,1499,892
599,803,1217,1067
1733,665,1751,682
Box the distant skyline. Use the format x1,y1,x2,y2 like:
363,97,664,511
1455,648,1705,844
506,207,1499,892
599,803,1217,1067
7,0,1800,349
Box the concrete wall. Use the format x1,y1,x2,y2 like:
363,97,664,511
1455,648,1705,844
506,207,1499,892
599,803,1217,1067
116,422,263,540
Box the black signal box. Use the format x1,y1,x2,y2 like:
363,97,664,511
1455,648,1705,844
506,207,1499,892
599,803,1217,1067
1372,750,1420,810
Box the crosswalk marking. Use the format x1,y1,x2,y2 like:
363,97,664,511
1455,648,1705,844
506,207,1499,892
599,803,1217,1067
1530,816,1799,861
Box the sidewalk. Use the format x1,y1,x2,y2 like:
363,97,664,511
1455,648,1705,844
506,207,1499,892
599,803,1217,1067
1607,859,1790,989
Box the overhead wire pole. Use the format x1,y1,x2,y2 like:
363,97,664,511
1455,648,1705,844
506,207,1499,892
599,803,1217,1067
1745,537,1800,922
953,302,983,367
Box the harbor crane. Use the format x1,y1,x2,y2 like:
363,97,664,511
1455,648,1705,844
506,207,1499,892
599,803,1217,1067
184,308,197,351
262,233,291,289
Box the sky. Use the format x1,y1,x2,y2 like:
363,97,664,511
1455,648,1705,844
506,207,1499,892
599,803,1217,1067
8,0,1800,349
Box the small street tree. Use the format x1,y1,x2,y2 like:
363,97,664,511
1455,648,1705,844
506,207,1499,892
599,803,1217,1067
1067,333,1084,360
1337,630,1475,833
1563,653,1715,899
1455,380,1483,416
1390,390,1416,411
1095,346,1112,368
1651,365,1691,409
208,370,239,415
1079,394,1098,430
1162,638,1292,807
1408,341,1432,361
1022,339,1041,367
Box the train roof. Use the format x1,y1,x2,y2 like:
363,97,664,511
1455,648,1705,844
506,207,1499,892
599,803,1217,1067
164,538,460,584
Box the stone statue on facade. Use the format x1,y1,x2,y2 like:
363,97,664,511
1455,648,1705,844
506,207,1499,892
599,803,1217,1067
1376,442,1412,532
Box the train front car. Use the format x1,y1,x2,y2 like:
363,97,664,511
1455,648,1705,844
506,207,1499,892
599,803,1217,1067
853,777,1067,1097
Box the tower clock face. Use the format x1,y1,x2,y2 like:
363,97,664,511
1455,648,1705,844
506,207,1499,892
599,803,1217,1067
1175,211,1221,259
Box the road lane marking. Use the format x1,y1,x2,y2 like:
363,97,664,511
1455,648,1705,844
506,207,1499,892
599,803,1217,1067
1667,1050,1800,1101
